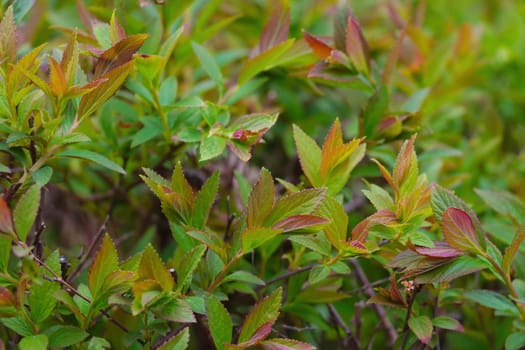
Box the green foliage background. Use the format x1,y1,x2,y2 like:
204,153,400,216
1,0,525,349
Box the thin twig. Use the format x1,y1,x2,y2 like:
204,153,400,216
328,304,360,349
350,260,398,346
399,288,419,350
258,264,316,290
67,214,110,282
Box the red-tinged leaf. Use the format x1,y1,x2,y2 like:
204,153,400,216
0,286,15,307
292,124,322,186
0,6,16,63
322,119,343,153
408,241,462,258
273,215,328,232
307,61,372,91
138,244,174,292
239,39,295,85
431,185,485,249
238,322,273,347
0,197,14,236
351,209,396,242
62,78,108,100
264,188,326,227
382,28,406,84
340,240,369,257
242,227,282,253
503,230,525,276
7,44,46,94
345,15,370,75
88,234,119,298
93,34,148,78
442,208,481,253
408,315,433,345
78,61,134,118
48,57,67,97
238,288,282,343
260,338,316,350
76,0,94,35
368,276,406,308
247,168,275,228
251,3,290,57
393,134,418,193
170,162,195,221
303,32,333,59
60,32,80,85
433,316,464,332
372,159,395,190
315,196,348,249
109,11,127,43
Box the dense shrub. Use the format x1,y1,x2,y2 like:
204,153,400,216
1,1,525,349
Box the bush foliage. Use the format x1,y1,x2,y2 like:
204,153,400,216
1,0,525,349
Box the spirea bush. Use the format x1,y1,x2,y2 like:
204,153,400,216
1,1,525,349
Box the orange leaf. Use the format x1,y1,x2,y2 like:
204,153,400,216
303,32,333,59
49,57,67,97
93,34,148,78
0,197,14,236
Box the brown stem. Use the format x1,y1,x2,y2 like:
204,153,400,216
328,304,360,349
208,251,243,292
350,260,398,346
66,215,110,282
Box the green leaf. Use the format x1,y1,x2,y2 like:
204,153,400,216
502,230,525,276
158,327,190,350
176,244,207,292
408,315,433,345
13,184,40,241
1,316,33,336
192,171,220,228
200,135,226,161
131,118,162,148
57,149,126,175
78,61,135,119
432,316,464,332
506,333,525,350
153,298,196,323
222,271,265,286
159,76,178,106
308,265,331,285
138,244,175,292
288,234,331,256
191,42,224,92
363,85,388,138
31,166,53,187
315,196,348,249
242,227,282,253
413,256,488,284
260,338,315,350
0,236,11,271
207,295,233,350
238,39,295,85
264,188,326,227
238,287,282,343
88,234,119,298
29,251,61,324
46,326,89,348
247,168,275,228
464,290,520,316
87,337,111,350
293,124,321,186
475,189,525,224
362,184,394,211
19,334,48,350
